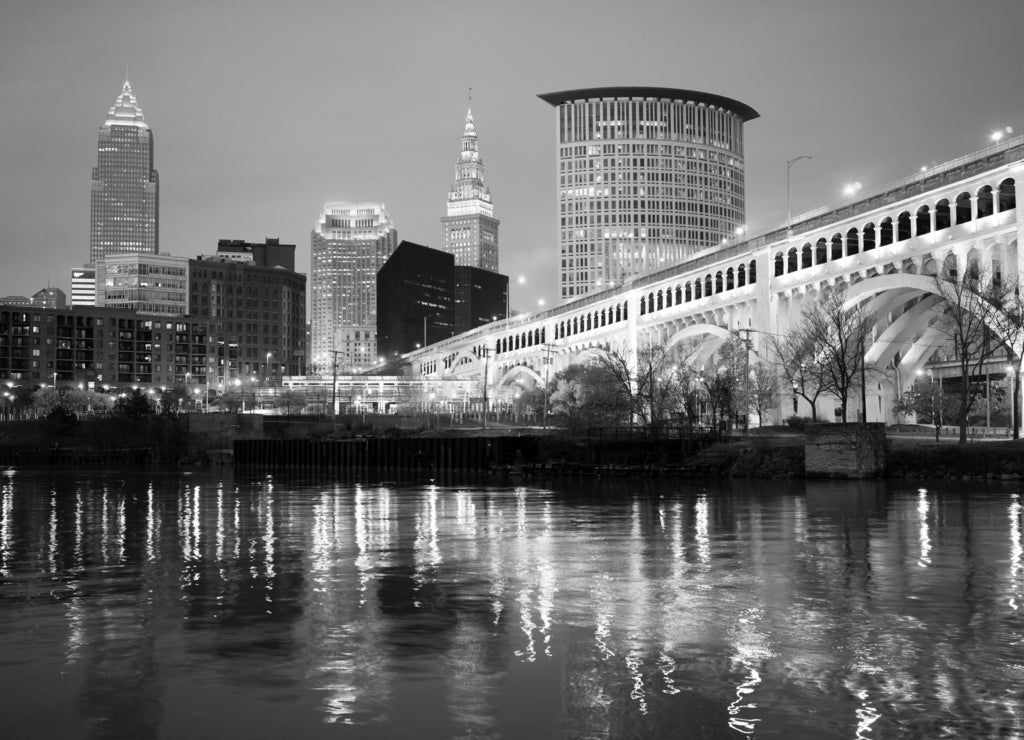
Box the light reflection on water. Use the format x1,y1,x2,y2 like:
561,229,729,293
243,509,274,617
1,472,1024,738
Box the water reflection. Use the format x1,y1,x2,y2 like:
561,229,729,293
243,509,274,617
1,473,1023,737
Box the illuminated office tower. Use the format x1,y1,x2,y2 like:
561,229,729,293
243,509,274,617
538,87,758,300
441,108,499,272
89,80,159,264
311,203,398,375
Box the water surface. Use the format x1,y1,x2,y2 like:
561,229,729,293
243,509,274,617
1,470,1022,738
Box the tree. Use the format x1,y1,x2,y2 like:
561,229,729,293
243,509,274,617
893,378,962,441
981,279,1024,438
771,332,828,421
595,342,690,434
699,362,736,432
114,389,156,419
216,388,244,413
41,405,78,441
791,288,873,423
548,363,628,432
931,265,1004,443
158,385,188,416
749,362,779,427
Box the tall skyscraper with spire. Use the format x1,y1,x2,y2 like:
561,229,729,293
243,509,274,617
441,106,499,272
89,80,159,264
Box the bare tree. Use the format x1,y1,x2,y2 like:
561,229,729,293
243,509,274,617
597,342,690,435
771,332,828,421
982,279,1024,438
749,362,779,427
932,266,1004,443
795,288,873,423
548,363,628,432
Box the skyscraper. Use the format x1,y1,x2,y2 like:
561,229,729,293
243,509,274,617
311,203,398,375
90,80,159,264
441,109,499,272
538,87,758,301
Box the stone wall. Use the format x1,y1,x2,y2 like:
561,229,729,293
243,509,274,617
804,423,887,479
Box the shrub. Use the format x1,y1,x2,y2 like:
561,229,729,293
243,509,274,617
784,415,816,431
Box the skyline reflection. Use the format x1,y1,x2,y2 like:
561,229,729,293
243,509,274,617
0,472,1022,737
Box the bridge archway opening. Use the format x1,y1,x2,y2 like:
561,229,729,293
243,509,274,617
935,199,951,230
977,185,994,218
955,191,972,224
916,205,931,236
497,365,543,388
999,178,1016,211
897,211,912,241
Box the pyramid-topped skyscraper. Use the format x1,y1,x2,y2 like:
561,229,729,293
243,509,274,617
441,108,499,272
89,80,159,264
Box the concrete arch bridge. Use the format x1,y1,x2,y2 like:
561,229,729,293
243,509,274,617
408,138,1024,424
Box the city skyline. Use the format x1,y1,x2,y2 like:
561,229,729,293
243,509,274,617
2,1,1024,312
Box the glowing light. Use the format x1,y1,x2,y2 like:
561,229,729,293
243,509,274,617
843,182,863,197
992,126,1013,143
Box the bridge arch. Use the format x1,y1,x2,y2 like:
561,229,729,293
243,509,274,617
441,349,484,376
497,365,542,387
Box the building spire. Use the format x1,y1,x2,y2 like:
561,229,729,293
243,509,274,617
106,79,147,128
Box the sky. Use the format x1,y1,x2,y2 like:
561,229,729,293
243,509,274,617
2,0,1024,313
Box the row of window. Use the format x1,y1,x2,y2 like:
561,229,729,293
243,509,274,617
775,179,1016,276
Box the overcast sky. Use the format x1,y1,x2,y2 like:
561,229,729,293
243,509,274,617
2,0,1023,311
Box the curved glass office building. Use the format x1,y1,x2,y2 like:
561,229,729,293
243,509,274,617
538,87,758,300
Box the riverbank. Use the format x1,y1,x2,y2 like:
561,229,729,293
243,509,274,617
4,414,1024,480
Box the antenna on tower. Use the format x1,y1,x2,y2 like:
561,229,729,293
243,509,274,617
468,86,472,105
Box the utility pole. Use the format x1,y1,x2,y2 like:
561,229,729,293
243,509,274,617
737,328,752,434
479,346,491,430
542,343,555,430
328,349,342,416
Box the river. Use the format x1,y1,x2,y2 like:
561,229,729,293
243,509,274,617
1,469,1021,738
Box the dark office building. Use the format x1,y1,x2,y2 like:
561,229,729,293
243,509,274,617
377,241,455,359
377,241,508,358
453,266,508,332
189,239,306,383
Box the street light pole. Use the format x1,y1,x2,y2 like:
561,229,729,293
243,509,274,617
479,346,491,430
423,312,439,347
542,343,555,430
787,155,813,230
737,328,752,434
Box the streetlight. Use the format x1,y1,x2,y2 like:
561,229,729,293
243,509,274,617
423,312,439,347
787,155,812,229
843,181,863,198
992,126,1014,144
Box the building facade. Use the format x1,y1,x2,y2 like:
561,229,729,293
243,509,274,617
310,203,398,375
377,241,456,359
538,87,758,301
189,239,306,385
89,81,159,265
95,253,189,317
71,266,97,307
31,288,67,310
0,304,208,387
441,109,499,272
376,241,509,359
453,266,508,331
200,237,297,270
